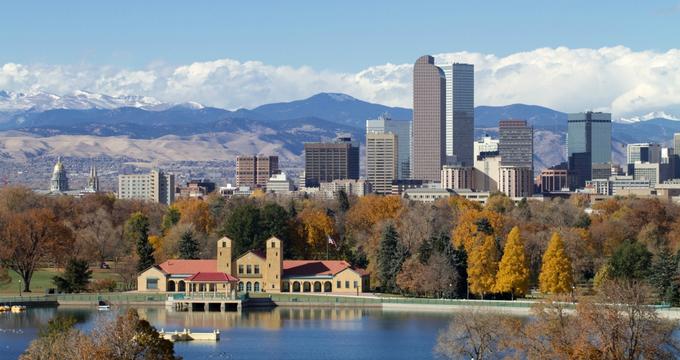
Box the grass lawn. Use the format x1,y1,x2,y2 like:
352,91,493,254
0,268,122,295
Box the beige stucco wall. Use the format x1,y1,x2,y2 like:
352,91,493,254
137,267,167,292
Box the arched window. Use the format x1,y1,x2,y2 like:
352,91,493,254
246,282,252,292
292,281,301,292
313,281,322,292
254,282,260,292
323,281,332,292
282,281,290,292
178,280,186,292
238,282,244,292
303,282,311,292
167,280,176,292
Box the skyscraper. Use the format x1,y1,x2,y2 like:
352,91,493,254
440,63,474,166
567,112,612,187
366,133,398,194
304,136,359,187
412,55,446,182
499,120,534,170
366,115,411,179
626,143,661,164
236,155,279,189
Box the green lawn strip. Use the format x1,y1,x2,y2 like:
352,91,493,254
0,268,122,294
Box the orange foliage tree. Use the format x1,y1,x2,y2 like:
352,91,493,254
173,198,214,234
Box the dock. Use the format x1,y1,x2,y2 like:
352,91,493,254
165,294,246,312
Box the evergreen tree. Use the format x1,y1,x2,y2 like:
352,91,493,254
494,226,530,299
221,202,261,254
608,240,652,280
539,232,574,294
126,212,155,272
287,199,297,218
161,206,181,234
475,218,494,235
178,229,200,260
337,189,351,213
649,248,679,305
377,223,408,293
467,235,498,298
52,258,92,293
260,202,291,239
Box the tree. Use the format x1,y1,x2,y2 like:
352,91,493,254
52,258,92,293
377,223,408,293
126,212,155,273
220,202,261,255
337,189,350,212
539,232,574,295
178,228,200,260
161,206,181,233
608,239,653,280
467,235,498,298
175,198,214,234
436,311,519,360
297,206,335,257
0,266,11,285
649,248,679,305
260,202,291,239
0,208,72,292
494,226,530,299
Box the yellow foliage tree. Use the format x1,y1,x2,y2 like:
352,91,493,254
345,195,403,233
174,198,214,234
298,207,335,256
539,232,574,294
452,209,504,253
148,235,163,256
494,226,530,298
467,235,499,298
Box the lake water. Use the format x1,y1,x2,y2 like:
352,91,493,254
0,306,454,359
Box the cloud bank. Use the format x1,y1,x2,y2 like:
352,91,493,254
1,46,679,117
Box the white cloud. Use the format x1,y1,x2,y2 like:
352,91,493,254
1,46,680,117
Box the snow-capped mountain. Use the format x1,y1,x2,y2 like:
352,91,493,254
617,111,680,124
0,90,175,112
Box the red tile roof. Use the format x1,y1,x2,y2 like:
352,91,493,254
186,272,239,282
158,259,217,274
282,260,367,278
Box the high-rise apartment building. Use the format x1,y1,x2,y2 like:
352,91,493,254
499,120,533,170
439,63,474,166
441,165,474,190
366,115,411,179
304,136,359,187
626,143,661,164
567,111,612,187
118,169,175,204
366,133,398,194
412,55,446,182
499,166,533,198
236,155,279,189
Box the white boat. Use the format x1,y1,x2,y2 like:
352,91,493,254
97,300,111,311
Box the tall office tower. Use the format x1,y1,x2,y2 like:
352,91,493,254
567,112,612,187
366,133,398,194
366,115,411,179
412,55,446,182
499,120,534,170
626,143,661,164
118,169,175,204
304,136,360,187
236,155,279,189
439,63,474,166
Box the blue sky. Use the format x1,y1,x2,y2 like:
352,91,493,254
2,0,679,71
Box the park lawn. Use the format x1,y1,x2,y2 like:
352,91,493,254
0,268,123,295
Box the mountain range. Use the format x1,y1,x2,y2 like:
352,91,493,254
1,90,679,168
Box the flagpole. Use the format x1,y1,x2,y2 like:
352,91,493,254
326,237,329,260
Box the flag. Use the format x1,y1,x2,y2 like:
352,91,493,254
327,235,336,246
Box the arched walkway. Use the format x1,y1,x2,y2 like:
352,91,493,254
303,282,311,293
292,281,301,292
254,282,260,292
323,281,332,292
282,281,290,292
167,280,176,292
178,280,186,292
313,281,322,292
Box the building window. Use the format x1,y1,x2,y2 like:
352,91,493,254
353,281,358,288
238,282,244,292
222,242,226,248
146,278,158,290
238,265,244,274
271,242,276,248
345,281,350,288
247,265,252,274
337,281,341,288
254,265,260,274
254,282,260,292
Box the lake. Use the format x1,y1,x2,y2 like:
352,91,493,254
0,306,455,359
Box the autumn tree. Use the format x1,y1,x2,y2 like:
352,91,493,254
298,206,335,258
161,206,181,233
467,235,498,298
539,232,574,295
175,198,214,234
494,226,529,299
125,212,155,273
436,311,519,360
377,223,408,293
0,208,72,292
74,208,118,263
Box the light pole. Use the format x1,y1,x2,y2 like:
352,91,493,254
19,279,22,297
